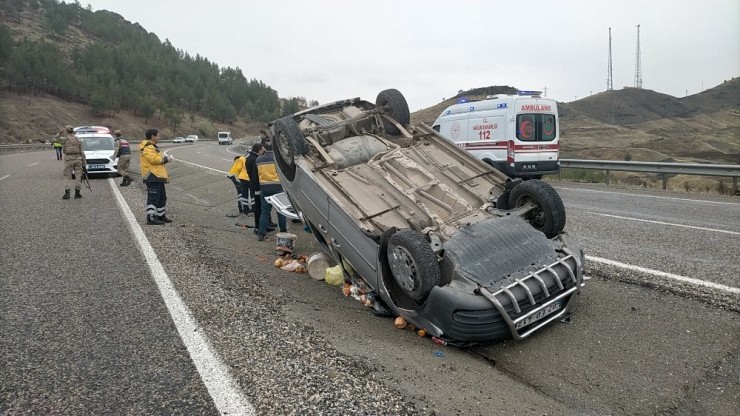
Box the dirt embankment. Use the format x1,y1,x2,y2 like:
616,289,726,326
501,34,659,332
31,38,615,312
0,90,265,143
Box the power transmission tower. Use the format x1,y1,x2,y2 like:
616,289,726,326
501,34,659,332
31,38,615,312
607,27,613,91
634,24,642,88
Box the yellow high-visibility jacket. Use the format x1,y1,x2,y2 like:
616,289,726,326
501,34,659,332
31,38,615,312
256,151,281,192
227,156,250,181
139,140,170,182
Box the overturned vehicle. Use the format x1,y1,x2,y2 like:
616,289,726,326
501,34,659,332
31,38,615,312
268,89,585,345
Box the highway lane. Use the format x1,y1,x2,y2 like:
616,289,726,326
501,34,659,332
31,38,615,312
555,184,740,308
0,151,219,414
2,145,738,415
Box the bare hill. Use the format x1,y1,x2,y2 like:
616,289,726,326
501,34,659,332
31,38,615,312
0,90,261,143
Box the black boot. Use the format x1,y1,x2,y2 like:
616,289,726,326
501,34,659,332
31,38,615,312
62,189,70,199
147,216,165,225
74,189,82,199
160,215,173,223
121,176,131,186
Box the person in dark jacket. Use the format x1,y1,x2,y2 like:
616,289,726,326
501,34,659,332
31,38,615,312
246,142,270,232
255,143,286,240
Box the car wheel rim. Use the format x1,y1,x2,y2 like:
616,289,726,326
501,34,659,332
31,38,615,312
389,245,417,292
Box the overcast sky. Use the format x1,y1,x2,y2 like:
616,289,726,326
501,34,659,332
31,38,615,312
82,0,739,110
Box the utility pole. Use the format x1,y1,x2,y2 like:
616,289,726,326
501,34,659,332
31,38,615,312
634,24,643,88
607,27,613,91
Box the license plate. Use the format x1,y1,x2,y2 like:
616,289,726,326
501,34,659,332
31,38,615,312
88,164,105,169
515,301,562,329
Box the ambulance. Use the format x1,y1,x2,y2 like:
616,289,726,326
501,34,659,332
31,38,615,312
431,91,560,179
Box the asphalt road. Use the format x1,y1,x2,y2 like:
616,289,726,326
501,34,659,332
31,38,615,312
1,143,738,415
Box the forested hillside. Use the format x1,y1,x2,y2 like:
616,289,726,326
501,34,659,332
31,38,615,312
0,0,312,131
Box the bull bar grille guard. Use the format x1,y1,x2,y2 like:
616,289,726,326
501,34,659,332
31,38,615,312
476,249,583,340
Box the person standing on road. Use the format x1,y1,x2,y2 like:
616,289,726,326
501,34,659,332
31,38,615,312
139,128,174,225
52,131,63,160
61,125,87,200
112,129,133,186
258,129,270,146
255,142,286,241
226,154,253,218
226,155,244,217
245,142,269,232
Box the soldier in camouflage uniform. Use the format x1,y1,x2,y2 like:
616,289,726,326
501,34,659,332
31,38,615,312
111,129,132,186
61,125,87,199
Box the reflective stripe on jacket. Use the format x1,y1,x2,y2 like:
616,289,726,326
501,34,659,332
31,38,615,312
139,140,169,182
227,156,249,181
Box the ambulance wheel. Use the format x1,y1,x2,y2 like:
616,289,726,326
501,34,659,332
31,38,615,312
509,180,566,238
376,89,410,135
273,116,307,182
387,229,440,301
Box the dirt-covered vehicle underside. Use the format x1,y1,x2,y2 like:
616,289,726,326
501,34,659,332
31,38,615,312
269,89,585,345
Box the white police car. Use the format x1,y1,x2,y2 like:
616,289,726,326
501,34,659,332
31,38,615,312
74,126,118,176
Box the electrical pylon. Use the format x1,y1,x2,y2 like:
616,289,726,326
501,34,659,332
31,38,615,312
634,24,642,88
607,27,613,91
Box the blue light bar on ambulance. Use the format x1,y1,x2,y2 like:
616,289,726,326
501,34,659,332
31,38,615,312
456,97,469,103
517,90,542,97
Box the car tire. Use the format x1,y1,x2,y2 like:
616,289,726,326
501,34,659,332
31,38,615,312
508,180,566,238
273,116,308,182
376,89,410,136
387,229,440,301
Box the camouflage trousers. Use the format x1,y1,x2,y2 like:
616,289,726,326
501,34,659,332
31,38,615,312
117,154,131,176
63,155,84,190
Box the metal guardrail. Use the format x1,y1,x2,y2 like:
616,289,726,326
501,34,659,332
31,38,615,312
559,159,740,193
2,144,737,193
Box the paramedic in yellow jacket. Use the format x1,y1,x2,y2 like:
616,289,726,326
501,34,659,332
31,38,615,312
255,142,287,241
139,128,174,225
226,154,253,217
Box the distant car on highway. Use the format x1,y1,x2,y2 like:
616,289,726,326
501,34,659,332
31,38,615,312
185,135,199,143
173,136,185,144
268,89,585,345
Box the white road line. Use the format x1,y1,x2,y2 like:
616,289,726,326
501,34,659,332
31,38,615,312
556,186,740,206
586,255,740,295
0,174,9,181
29,162,39,166
590,212,740,236
163,149,227,174
109,179,255,415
